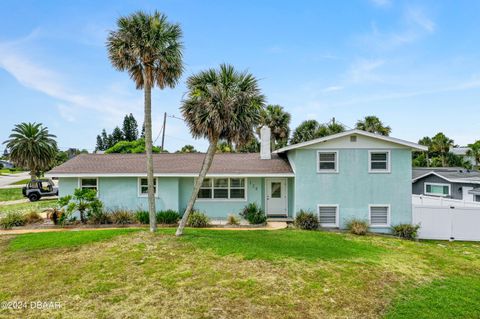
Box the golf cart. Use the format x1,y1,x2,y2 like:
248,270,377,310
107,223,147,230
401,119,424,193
22,178,58,202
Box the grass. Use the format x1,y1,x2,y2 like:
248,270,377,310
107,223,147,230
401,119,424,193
9,179,30,186
0,199,56,214
0,169,24,175
0,228,478,318
0,188,24,201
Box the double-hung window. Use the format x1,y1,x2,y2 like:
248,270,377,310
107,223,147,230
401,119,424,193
198,178,246,200
138,178,157,197
369,151,390,173
317,151,338,173
369,205,390,227
424,183,450,197
80,178,97,191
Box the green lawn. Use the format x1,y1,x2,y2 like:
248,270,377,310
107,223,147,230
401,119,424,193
9,179,30,186
0,199,56,214
0,188,24,201
0,169,24,175
0,229,479,318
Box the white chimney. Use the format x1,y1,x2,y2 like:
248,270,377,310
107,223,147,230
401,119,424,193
260,126,271,160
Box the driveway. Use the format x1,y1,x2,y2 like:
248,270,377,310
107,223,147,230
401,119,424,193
0,172,29,188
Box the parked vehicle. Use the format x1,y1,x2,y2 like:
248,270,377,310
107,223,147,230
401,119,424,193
22,179,58,202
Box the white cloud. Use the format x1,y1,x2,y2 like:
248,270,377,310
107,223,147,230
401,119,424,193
348,59,385,83
322,86,344,93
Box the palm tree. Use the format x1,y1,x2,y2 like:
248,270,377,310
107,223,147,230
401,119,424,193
290,120,320,144
3,122,57,180
178,145,197,153
355,116,391,136
175,64,265,236
258,104,291,150
430,133,454,167
107,11,183,232
467,141,480,167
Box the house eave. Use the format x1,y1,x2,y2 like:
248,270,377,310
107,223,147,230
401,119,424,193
46,172,296,178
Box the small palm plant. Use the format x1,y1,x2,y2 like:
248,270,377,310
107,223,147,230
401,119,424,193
175,64,265,236
107,11,184,232
3,122,57,180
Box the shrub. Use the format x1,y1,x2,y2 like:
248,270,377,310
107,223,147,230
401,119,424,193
346,219,369,235
240,203,267,225
44,208,65,225
187,211,210,228
135,211,150,224
87,209,111,225
226,214,240,226
294,210,319,230
24,210,43,224
110,210,135,225
0,212,27,229
156,210,180,224
392,224,420,240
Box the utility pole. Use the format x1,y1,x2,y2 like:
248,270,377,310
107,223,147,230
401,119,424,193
332,117,336,125
161,112,167,151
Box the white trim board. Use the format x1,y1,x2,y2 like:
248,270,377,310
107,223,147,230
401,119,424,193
47,173,295,178
274,129,428,153
424,182,451,197
412,171,480,185
137,177,159,198
368,150,391,174
368,204,391,228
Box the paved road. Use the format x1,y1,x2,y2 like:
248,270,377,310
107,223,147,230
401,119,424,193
0,172,30,188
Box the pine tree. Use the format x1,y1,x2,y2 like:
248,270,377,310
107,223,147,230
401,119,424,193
95,135,104,151
140,123,145,139
111,126,124,146
123,113,139,141
100,129,109,150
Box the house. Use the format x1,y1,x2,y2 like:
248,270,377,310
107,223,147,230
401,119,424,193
451,147,477,167
47,129,427,232
0,159,14,169
412,167,480,202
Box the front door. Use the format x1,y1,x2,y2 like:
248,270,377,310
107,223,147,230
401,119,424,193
265,178,287,216
463,186,474,202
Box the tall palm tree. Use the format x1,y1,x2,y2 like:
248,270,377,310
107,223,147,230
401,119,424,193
175,64,265,236
430,133,454,167
355,116,391,136
467,140,480,167
107,11,183,232
3,122,57,180
290,120,320,144
258,104,291,150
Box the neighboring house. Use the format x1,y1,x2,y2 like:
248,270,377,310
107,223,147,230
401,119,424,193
0,160,14,169
412,167,480,202
451,147,477,167
47,129,426,233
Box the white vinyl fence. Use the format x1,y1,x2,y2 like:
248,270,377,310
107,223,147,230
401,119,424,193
412,195,480,241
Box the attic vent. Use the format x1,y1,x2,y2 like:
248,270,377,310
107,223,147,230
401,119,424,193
350,135,357,142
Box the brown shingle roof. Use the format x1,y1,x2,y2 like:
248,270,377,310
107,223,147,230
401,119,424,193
48,153,293,176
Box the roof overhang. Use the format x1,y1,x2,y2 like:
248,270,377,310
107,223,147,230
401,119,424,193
46,173,296,178
412,171,480,185
274,129,428,153
469,188,480,195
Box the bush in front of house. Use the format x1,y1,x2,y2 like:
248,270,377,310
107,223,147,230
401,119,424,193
23,210,43,224
110,209,135,224
0,212,27,229
135,210,150,224
87,209,111,225
392,224,420,240
294,210,319,230
226,214,240,226
156,210,180,224
346,219,369,236
187,211,210,228
240,203,267,225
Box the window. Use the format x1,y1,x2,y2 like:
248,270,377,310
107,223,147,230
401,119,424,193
424,183,450,197
317,151,338,173
80,178,97,191
198,178,246,200
138,178,157,197
475,195,480,202
318,205,338,227
369,205,390,227
369,151,390,173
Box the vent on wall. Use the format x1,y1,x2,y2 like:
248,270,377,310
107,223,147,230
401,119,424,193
350,135,357,142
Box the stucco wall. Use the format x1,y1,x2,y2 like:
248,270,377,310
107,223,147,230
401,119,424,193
288,148,412,232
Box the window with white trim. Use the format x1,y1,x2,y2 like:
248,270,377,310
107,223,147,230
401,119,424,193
198,178,246,200
80,178,97,191
317,151,338,172
424,183,450,197
318,205,338,227
369,151,390,172
138,178,157,196
369,205,390,227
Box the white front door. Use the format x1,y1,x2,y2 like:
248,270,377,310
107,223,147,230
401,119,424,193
463,187,474,202
265,178,287,216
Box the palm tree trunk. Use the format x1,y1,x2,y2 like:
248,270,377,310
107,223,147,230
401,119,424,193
144,85,157,232
30,170,36,181
176,138,218,236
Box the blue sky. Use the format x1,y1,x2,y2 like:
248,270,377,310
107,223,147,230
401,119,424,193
1,0,480,152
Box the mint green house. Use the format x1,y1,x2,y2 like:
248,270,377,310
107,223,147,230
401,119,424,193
48,129,426,232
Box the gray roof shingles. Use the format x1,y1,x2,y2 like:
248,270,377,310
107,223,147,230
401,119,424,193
412,167,480,182
48,153,293,175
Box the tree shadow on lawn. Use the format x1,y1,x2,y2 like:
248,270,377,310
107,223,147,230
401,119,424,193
171,228,386,262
